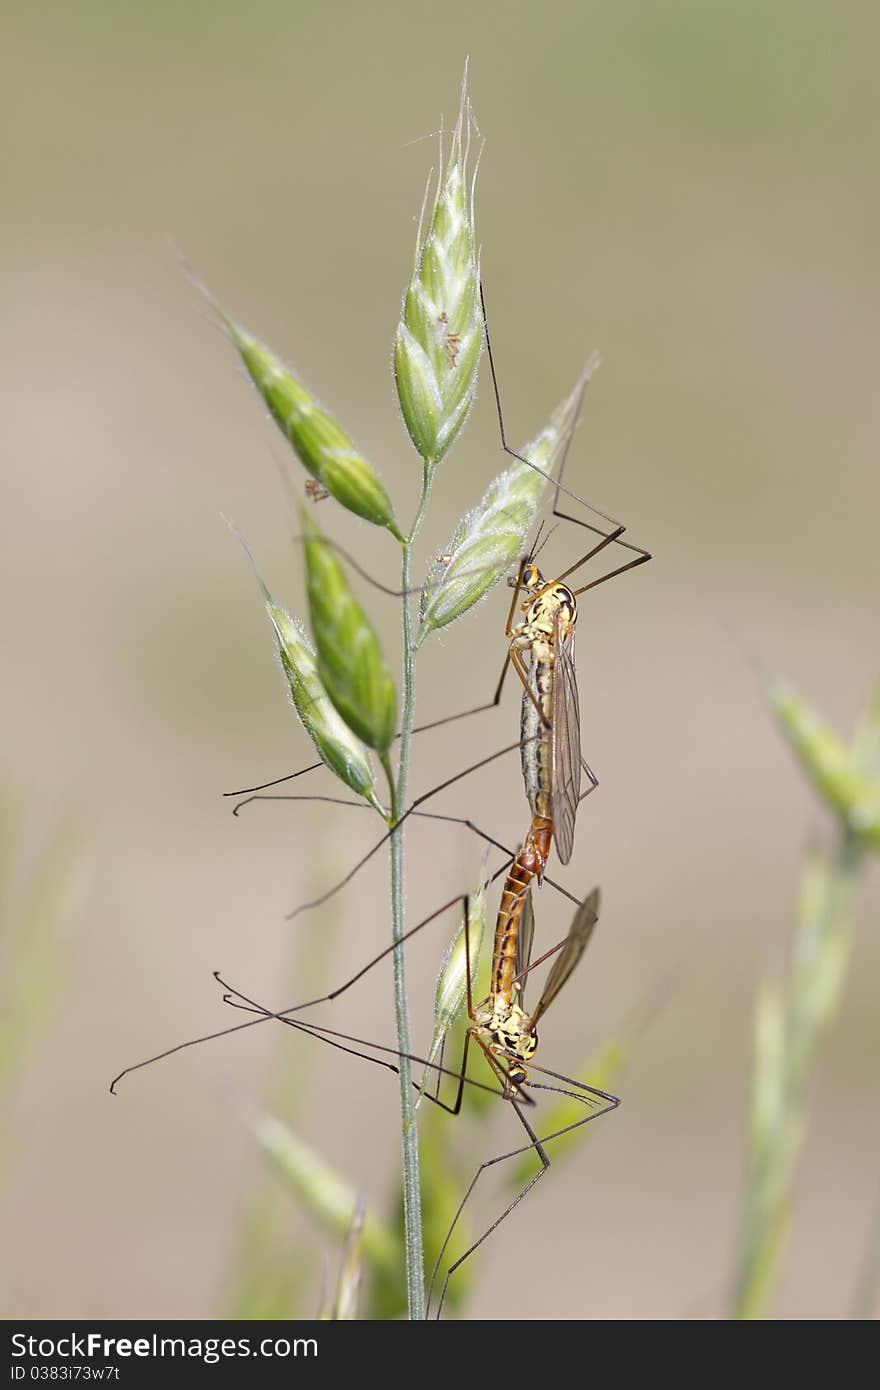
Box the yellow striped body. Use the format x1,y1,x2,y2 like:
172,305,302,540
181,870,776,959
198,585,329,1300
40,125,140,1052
473,817,551,1090
512,570,577,827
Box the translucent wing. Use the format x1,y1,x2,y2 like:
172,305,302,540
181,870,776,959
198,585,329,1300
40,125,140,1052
530,888,599,1028
514,886,535,1007
550,622,581,865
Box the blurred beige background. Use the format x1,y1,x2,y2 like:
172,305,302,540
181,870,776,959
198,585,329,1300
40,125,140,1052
2,0,878,1319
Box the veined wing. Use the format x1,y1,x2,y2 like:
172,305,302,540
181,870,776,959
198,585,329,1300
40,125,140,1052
550,622,581,865
514,885,535,1007
530,887,599,1028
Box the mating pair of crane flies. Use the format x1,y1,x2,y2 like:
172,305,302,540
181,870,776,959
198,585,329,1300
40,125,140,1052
113,287,651,1314
112,551,637,1312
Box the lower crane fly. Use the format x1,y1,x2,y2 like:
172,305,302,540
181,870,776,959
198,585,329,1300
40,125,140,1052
111,869,618,1318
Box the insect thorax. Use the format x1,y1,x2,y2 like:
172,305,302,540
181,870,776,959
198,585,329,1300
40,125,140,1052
476,999,538,1066
522,582,577,641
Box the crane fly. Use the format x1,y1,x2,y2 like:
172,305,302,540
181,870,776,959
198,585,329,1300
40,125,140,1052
425,879,615,1316
499,552,586,881
110,863,617,1319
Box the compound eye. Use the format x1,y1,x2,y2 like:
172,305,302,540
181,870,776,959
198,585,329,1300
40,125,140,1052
524,565,539,587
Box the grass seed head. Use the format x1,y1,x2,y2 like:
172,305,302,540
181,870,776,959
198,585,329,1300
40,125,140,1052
394,69,482,465
233,527,386,813
768,679,880,848
417,359,599,643
302,508,397,755
231,322,402,539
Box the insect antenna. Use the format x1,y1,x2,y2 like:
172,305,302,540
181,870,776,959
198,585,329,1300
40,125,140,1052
527,519,559,569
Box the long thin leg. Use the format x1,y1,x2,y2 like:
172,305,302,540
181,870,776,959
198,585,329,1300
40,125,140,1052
110,887,487,1094
288,530,540,606
427,1098,547,1318
231,793,367,817
211,960,620,1321
217,973,486,1117
548,495,651,594
430,1077,620,1318
281,734,531,921
578,757,599,804
439,881,488,1120
483,281,633,536
481,280,652,583
227,788,583,912
546,414,652,589
221,532,635,802
520,504,649,600
409,555,550,735
410,810,582,909
400,557,526,745
481,284,617,525
224,759,324,800
415,516,645,748
569,544,651,596
113,856,594,1102
408,644,512,740
529,526,623,602
504,557,530,638
223,642,517,801
510,645,549,727
223,550,526,806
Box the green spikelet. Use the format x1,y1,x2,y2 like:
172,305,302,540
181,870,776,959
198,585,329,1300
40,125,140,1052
394,69,482,465
302,509,397,755
417,361,597,643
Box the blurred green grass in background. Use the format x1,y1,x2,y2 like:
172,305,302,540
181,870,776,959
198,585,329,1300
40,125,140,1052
2,0,878,1319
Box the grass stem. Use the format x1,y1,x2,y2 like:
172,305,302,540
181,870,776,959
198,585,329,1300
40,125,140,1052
387,460,435,1319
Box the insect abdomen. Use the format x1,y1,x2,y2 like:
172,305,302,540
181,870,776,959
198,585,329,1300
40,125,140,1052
520,654,554,821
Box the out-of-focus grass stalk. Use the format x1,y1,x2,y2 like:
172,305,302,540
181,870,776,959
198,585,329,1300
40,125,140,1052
225,1188,305,1320
852,1181,880,1319
733,833,861,1318
322,1202,366,1320
251,1113,397,1276
732,679,879,1319
0,796,88,1117
508,1028,644,1191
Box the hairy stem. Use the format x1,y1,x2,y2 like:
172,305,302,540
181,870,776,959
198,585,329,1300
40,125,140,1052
388,460,435,1320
